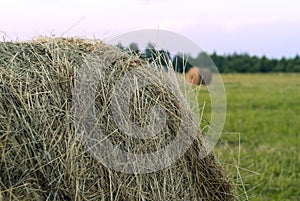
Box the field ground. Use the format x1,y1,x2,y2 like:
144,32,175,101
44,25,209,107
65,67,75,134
199,73,300,200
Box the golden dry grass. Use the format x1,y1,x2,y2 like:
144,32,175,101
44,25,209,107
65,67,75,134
0,37,233,200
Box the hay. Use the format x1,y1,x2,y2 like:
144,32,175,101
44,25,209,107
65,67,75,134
185,67,212,86
0,37,233,200
199,68,212,85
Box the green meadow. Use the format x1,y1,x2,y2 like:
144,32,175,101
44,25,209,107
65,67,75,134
199,73,300,200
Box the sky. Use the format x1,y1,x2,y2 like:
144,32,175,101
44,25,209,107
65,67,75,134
1,0,300,58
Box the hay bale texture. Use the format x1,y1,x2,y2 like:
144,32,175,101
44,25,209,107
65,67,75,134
0,38,233,200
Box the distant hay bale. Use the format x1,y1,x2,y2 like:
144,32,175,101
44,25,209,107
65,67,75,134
185,67,212,86
199,68,213,85
185,67,201,85
0,37,233,200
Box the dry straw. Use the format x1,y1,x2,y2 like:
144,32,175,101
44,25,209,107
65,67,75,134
0,37,233,200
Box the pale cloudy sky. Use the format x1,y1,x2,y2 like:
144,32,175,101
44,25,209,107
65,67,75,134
1,0,299,58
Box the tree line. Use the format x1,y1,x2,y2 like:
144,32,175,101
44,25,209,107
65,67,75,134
119,42,300,73
209,52,300,73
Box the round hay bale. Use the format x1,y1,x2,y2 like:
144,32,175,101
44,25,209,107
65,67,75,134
185,67,212,86
0,37,233,200
185,67,201,85
199,68,213,85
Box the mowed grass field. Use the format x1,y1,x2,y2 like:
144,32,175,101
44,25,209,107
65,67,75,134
199,73,300,200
